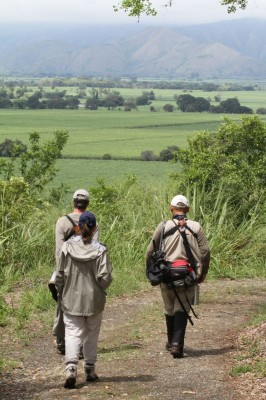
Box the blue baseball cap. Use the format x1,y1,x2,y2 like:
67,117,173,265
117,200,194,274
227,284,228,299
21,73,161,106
79,211,96,228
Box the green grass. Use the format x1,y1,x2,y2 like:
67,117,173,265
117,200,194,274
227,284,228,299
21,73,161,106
230,303,266,378
0,358,19,373
51,159,180,191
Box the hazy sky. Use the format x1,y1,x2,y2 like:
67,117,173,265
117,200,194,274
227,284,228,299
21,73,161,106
0,0,265,25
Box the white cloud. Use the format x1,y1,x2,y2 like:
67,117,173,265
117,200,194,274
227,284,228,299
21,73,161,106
0,0,265,24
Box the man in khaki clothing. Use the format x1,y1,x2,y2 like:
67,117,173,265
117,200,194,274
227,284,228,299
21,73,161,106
146,194,210,359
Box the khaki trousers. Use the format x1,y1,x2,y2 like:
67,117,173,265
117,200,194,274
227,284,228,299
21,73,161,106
160,283,195,316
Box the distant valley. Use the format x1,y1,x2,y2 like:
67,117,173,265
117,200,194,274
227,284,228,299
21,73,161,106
0,18,266,79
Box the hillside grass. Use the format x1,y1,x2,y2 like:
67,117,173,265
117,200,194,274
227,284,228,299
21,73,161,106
50,159,180,191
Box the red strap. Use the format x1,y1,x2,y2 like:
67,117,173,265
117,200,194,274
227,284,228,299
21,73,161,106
171,260,190,268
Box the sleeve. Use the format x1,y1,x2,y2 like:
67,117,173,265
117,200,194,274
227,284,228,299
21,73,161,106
55,244,67,297
55,217,65,263
196,226,211,276
97,250,113,290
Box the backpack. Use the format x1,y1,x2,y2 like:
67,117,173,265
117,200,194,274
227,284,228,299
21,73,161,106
147,220,198,287
64,214,80,241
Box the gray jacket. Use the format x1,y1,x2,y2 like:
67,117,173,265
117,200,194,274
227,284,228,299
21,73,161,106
55,236,112,317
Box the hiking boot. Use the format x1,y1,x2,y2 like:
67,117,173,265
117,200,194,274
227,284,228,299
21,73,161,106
84,364,99,382
171,343,184,359
165,341,171,351
64,363,77,389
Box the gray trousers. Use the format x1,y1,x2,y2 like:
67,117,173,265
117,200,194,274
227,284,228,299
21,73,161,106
64,312,103,365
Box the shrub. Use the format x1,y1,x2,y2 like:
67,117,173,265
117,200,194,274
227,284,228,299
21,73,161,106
256,108,266,115
177,116,266,218
159,146,179,161
103,153,112,160
140,150,157,161
163,104,174,112
0,139,27,157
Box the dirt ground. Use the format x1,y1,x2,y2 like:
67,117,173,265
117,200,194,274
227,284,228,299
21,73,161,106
0,279,266,400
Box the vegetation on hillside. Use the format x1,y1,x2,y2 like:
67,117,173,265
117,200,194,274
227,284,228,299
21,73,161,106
177,116,266,217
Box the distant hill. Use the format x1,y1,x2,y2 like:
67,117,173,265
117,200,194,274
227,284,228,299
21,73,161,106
0,18,266,78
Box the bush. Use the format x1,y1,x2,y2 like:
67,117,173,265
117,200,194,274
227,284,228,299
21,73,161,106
159,146,179,161
0,139,27,157
177,116,266,218
256,108,266,115
103,153,112,160
140,150,157,161
210,98,253,114
163,104,174,112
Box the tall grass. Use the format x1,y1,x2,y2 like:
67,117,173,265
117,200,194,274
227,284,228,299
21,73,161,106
182,184,266,279
0,176,265,343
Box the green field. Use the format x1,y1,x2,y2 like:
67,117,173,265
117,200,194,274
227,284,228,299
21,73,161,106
1,85,266,189
0,108,258,158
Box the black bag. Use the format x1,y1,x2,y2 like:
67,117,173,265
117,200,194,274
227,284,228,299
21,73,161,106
147,220,198,287
147,250,171,286
170,259,197,287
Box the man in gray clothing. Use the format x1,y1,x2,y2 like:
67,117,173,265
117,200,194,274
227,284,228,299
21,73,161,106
49,189,99,354
146,194,210,359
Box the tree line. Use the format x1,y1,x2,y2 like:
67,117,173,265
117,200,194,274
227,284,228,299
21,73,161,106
0,86,264,114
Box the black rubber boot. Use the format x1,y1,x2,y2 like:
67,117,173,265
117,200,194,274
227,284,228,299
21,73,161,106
165,315,175,351
171,311,188,358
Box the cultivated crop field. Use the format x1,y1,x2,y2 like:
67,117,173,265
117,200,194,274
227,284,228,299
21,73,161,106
51,159,179,192
0,108,257,158
1,83,266,188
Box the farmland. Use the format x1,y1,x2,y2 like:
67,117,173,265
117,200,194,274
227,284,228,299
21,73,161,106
0,108,231,157
0,84,266,189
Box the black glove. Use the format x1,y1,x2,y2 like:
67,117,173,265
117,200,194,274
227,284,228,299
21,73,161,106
48,282,58,302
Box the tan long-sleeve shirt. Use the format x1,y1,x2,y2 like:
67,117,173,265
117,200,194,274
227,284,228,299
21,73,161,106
146,219,210,277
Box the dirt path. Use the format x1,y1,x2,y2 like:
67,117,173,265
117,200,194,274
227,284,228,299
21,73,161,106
1,279,265,400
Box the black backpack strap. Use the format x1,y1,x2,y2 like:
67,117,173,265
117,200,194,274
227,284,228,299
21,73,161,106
64,214,77,241
172,221,197,271
163,224,179,239
163,222,198,240
65,214,77,228
184,225,198,239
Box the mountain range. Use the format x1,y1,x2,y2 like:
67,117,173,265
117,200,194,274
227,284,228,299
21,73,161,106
0,18,266,79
